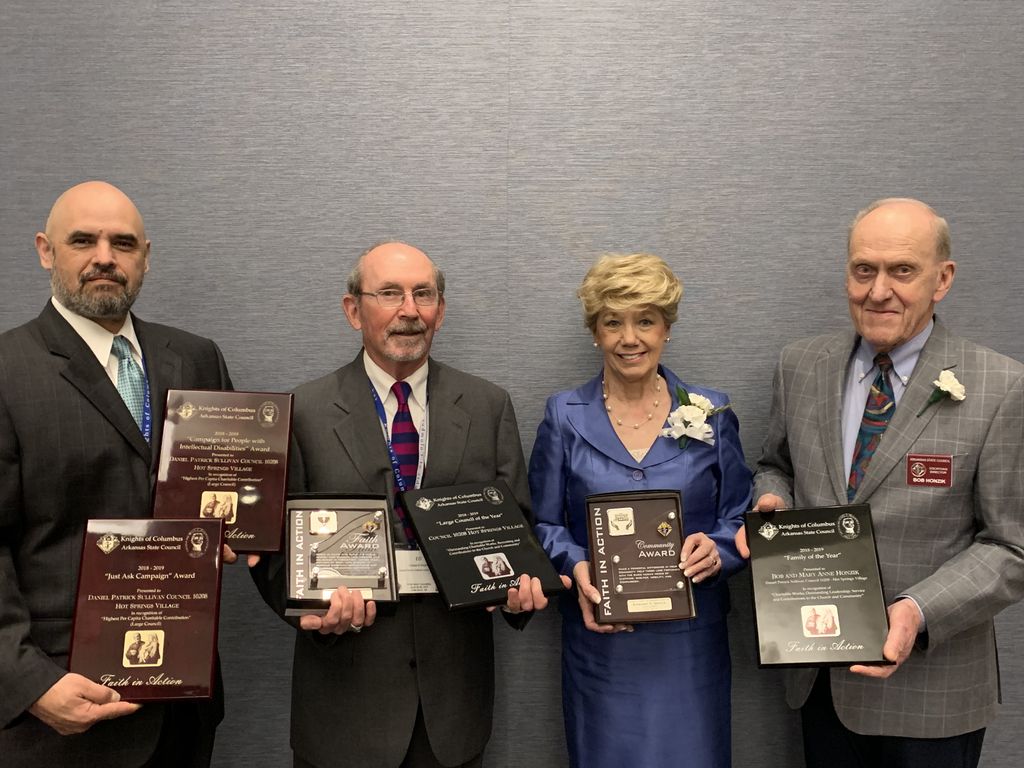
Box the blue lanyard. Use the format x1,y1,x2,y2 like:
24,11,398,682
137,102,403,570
139,353,152,443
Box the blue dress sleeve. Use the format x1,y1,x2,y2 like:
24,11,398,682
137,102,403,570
705,403,752,579
529,396,588,578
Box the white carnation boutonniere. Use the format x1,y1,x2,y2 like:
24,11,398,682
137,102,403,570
917,368,966,417
661,385,730,449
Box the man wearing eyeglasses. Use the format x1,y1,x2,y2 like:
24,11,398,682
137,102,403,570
252,241,562,768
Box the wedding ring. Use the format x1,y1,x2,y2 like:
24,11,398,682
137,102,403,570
349,624,363,633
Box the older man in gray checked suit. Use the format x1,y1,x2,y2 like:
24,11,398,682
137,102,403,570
746,198,1024,768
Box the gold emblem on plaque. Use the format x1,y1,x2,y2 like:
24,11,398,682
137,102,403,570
657,521,672,537
96,533,120,554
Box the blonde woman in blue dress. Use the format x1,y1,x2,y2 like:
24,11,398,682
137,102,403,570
530,254,752,768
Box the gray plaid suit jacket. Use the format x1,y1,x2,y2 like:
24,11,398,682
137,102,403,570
755,319,1024,738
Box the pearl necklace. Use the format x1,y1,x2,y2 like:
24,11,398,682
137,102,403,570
602,375,662,429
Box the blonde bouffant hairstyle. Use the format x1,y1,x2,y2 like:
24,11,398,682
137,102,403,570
578,253,683,332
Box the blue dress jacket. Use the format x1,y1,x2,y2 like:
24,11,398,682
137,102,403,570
530,366,752,626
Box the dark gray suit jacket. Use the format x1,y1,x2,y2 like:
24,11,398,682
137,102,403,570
755,320,1024,738
0,302,232,766
253,354,531,768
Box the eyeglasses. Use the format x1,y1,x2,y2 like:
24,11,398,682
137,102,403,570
356,288,440,307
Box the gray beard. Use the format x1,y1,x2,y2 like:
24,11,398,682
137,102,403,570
51,270,140,321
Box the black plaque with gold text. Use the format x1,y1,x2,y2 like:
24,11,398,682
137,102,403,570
745,504,889,667
69,519,223,701
585,490,695,624
153,390,292,552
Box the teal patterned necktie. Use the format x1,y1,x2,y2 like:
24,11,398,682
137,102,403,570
112,335,145,431
847,353,895,501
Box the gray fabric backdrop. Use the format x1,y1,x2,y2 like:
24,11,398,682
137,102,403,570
2,2,1021,765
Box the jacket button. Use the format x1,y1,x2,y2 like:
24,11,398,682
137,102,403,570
408,659,417,669
632,469,644,481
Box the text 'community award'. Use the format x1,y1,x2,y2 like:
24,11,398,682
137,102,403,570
586,490,695,624
70,518,223,701
745,504,889,667
153,390,292,552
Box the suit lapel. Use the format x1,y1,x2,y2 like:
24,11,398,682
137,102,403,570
422,360,470,486
817,331,856,504
852,322,959,502
330,357,394,489
38,304,151,462
565,373,639,466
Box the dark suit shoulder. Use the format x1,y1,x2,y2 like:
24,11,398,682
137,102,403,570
429,358,512,401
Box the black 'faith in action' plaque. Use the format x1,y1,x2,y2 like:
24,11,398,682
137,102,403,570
585,490,695,624
70,518,223,701
285,494,399,616
745,504,889,667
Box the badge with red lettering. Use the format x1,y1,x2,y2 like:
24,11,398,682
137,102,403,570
906,454,953,487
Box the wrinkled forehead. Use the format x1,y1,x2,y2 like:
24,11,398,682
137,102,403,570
849,203,938,260
360,242,437,287
47,183,146,240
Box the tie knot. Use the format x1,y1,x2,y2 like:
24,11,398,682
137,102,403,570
391,381,412,406
874,353,893,373
112,336,134,361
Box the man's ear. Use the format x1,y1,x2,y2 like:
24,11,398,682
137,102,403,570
342,294,362,330
36,232,54,270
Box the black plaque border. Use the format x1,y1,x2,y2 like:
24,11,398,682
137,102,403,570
585,489,696,625
284,492,400,616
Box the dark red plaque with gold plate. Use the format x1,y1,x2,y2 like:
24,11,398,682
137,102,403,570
69,518,223,701
153,390,292,552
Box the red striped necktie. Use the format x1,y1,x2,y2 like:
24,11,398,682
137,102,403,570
391,381,419,490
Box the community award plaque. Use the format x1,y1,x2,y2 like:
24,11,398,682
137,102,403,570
285,494,399,616
153,390,292,552
69,518,223,701
585,490,695,624
401,480,565,610
745,504,889,667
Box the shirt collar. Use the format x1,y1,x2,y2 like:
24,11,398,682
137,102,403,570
361,350,428,408
51,297,142,367
852,318,934,387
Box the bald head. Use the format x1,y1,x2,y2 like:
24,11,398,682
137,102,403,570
37,181,151,332
45,181,147,243
848,198,950,263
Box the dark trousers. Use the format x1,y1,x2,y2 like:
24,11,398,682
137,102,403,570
294,706,484,768
141,704,216,768
801,670,985,768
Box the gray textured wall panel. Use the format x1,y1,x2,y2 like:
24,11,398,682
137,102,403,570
2,2,1022,766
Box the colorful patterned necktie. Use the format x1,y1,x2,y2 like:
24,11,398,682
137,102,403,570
112,335,145,431
847,353,895,501
391,381,419,543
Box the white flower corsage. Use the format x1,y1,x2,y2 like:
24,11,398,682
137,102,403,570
917,368,966,417
661,386,730,449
